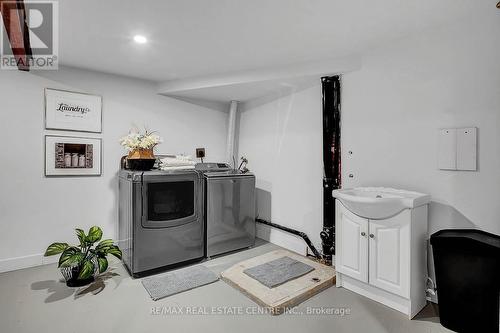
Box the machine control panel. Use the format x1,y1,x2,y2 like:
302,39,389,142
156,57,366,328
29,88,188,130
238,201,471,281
195,162,231,172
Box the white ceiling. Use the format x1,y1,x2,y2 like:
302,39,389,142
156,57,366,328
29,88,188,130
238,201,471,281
157,55,361,106
58,0,485,83
163,75,321,107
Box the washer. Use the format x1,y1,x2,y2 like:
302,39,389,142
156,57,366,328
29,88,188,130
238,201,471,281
196,163,256,257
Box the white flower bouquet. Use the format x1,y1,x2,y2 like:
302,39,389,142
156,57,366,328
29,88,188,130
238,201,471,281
120,128,162,152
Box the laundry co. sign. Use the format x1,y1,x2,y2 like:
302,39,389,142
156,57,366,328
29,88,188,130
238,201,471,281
1,1,59,70
45,89,102,133
56,103,91,116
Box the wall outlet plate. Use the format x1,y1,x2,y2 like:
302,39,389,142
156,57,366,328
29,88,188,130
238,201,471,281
196,148,205,158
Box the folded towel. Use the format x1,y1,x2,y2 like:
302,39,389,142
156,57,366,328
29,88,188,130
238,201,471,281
161,154,193,161
159,165,195,171
161,160,196,166
160,155,196,167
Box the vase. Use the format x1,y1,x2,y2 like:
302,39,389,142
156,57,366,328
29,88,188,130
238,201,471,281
60,256,99,288
127,148,156,171
128,148,155,160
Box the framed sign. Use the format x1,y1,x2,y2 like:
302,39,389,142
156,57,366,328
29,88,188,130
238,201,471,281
45,135,102,176
45,88,102,133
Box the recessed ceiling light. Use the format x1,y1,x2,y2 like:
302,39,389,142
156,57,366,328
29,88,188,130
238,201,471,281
133,35,147,44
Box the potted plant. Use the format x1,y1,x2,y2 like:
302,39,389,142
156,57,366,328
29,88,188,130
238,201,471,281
120,128,162,170
44,226,122,287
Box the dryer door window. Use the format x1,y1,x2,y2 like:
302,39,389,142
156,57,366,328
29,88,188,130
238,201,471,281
148,181,194,221
142,175,199,228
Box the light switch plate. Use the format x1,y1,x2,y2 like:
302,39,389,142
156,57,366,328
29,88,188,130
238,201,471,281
438,128,457,170
456,127,477,171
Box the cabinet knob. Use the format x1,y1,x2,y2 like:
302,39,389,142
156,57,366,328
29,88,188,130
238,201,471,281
361,232,366,237
369,234,375,238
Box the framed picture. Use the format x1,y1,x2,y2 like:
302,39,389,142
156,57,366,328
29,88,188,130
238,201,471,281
45,88,102,133
45,135,102,176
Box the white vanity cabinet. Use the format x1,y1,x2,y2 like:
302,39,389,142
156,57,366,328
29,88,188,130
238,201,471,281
335,198,429,319
336,206,369,283
368,211,410,298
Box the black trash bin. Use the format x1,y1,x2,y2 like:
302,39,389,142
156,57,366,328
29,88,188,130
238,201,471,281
430,229,500,333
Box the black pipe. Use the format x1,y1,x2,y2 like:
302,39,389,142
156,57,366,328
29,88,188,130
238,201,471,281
321,75,341,265
255,218,322,260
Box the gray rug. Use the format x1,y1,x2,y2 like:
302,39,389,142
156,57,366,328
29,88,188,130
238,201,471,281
142,265,219,301
243,256,315,288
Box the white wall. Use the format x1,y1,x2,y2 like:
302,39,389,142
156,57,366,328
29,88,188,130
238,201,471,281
238,8,500,275
238,85,324,254
342,12,500,300
0,67,227,272
342,11,500,235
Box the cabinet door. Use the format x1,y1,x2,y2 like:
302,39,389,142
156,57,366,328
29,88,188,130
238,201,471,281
368,211,410,298
335,201,368,283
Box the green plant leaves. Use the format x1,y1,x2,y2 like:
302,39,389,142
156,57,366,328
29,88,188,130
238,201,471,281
77,259,95,280
75,228,86,247
86,226,103,244
95,240,122,260
97,257,108,273
105,245,122,259
44,243,69,256
58,247,84,268
45,226,120,276
96,239,114,251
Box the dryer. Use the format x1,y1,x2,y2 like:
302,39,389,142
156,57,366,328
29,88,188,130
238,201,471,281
119,169,204,277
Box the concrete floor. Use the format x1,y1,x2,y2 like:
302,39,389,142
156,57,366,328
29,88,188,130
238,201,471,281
0,240,453,333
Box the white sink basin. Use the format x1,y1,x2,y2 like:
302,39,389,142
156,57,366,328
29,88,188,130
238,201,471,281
332,187,430,219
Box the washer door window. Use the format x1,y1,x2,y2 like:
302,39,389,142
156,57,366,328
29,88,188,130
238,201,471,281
142,175,199,228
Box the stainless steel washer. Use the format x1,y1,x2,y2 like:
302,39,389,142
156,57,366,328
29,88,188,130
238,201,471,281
196,163,256,257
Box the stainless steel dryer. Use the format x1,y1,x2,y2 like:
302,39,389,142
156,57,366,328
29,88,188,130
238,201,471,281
119,169,204,277
196,163,256,257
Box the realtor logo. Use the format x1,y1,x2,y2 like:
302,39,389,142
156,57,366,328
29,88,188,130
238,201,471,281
1,0,58,70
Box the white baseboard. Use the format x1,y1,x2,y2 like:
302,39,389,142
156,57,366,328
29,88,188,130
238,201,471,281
257,223,330,257
256,224,308,255
0,240,130,274
0,253,58,273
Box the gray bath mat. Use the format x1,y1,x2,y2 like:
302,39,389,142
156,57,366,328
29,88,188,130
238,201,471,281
243,256,315,288
142,265,219,300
